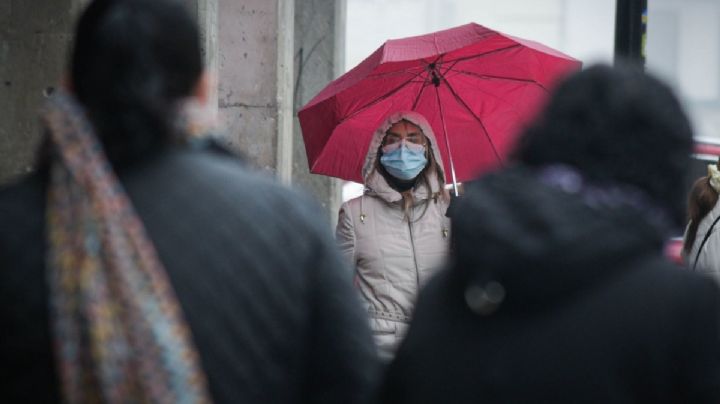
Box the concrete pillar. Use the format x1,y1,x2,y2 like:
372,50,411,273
1,0,346,227
292,0,346,225
214,0,294,183
0,0,88,184
210,0,345,225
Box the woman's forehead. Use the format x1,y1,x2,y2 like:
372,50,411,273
386,120,422,136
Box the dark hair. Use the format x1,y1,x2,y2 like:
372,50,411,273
513,64,693,226
68,0,202,165
684,172,720,255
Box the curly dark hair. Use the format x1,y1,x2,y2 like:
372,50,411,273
513,64,694,225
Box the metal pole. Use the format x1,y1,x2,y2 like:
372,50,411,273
614,0,648,67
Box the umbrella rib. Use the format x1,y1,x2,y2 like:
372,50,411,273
434,83,459,194
441,77,503,165
340,69,427,123
410,55,444,110
443,44,522,65
364,46,516,79
366,69,425,79
365,56,441,79
443,68,549,92
411,73,432,111
441,59,461,74
438,59,462,82
443,68,538,123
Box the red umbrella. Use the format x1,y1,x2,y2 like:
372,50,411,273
299,23,581,187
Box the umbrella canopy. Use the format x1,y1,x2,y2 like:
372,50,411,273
299,23,581,184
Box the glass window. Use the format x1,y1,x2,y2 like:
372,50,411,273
647,0,720,143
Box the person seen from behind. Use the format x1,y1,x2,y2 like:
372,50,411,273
0,0,378,402
683,158,720,277
380,64,720,403
336,111,451,361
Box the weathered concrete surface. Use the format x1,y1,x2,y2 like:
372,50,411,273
293,0,345,224
0,0,87,184
215,0,293,178
0,0,346,227
199,0,344,223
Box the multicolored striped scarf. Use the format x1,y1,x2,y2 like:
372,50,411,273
42,92,212,404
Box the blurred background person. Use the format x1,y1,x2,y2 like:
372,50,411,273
684,158,720,277
336,111,450,361
380,65,720,403
0,0,378,403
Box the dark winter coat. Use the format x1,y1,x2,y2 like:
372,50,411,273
0,143,379,404
380,165,720,404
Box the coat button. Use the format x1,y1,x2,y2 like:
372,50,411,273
465,281,505,316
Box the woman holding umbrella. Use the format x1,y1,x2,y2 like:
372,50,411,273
302,22,580,362
336,111,451,360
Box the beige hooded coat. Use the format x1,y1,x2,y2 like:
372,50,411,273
336,111,451,360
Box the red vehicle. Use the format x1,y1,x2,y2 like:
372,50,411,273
664,137,720,264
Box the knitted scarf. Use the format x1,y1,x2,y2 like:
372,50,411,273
42,92,211,404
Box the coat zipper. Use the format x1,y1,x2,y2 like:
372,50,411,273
408,217,420,290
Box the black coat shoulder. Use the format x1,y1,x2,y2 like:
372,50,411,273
0,146,379,404
381,256,720,404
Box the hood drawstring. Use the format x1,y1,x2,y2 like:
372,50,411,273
360,195,366,224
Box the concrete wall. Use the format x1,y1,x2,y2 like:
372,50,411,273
0,0,87,184
0,0,345,225
292,0,345,224
214,0,293,180
209,0,344,223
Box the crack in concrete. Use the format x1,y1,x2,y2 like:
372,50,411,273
219,101,274,109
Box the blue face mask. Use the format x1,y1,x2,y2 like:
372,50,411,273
380,141,428,180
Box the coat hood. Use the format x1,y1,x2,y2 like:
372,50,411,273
452,165,669,314
362,111,446,203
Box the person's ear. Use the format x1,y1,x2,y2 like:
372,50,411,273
192,71,213,105
183,71,218,136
